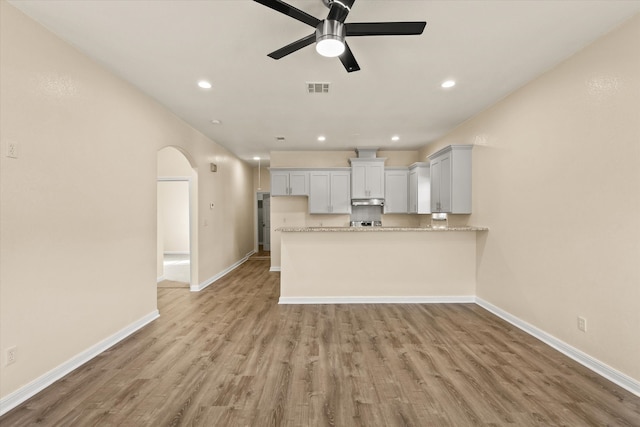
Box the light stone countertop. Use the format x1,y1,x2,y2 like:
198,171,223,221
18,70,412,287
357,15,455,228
276,226,488,232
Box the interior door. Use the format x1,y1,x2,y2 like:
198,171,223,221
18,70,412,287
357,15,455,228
262,194,271,251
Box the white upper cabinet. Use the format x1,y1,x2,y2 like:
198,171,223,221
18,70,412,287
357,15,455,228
384,168,409,214
309,170,351,214
349,158,385,199
428,145,472,214
270,169,309,196
408,162,431,214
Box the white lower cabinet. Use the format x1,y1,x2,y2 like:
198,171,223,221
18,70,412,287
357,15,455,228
384,168,409,214
309,170,351,214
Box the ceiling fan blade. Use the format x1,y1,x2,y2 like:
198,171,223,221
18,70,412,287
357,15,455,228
346,21,427,36
253,0,320,28
267,33,316,59
327,0,355,23
339,42,360,73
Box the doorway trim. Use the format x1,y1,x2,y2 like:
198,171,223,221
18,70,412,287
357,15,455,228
255,191,271,254
157,176,196,290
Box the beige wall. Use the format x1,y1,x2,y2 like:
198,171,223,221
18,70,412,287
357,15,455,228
253,164,271,193
421,15,640,382
158,181,190,253
0,0,254,401
269,150,421,268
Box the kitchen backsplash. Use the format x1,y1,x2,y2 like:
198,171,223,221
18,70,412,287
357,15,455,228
350,205,382,223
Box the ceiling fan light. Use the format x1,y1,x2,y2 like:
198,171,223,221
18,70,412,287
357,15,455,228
316,37,345,57
315,20,346,58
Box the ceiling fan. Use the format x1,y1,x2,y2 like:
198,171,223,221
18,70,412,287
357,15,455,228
253,0,427,72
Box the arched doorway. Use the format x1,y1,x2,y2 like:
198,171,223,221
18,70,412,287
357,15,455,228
157,146,198,290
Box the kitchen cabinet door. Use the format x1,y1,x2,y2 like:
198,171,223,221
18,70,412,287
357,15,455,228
309,172,331,213
384,169,409,214
289,171,309,195
330,171,351,214
350,159,385,199
309,171,351,214
408,163,431,214
429,145,472,214
271,171,290,196
270,170,309,196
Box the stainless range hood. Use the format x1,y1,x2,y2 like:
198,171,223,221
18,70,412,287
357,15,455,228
351,198,385,206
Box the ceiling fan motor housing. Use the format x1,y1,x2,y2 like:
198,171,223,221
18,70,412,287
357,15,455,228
316,20,345,44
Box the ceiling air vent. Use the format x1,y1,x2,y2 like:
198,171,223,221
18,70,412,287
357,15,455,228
307,82,330,94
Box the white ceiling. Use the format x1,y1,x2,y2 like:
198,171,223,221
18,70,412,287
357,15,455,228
9,0,640,165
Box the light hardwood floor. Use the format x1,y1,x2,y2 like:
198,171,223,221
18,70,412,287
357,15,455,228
2,256,639,426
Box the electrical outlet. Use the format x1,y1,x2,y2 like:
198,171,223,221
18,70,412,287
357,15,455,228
577,316,587,332
7,142,18,159
6,346,17,365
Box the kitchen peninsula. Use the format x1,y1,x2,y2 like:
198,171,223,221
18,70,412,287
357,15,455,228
278,225,487,304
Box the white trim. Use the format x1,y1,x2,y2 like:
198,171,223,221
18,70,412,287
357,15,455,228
475,297,640,397
163,251,189,256
0,310,160,416
192,251,255,292
278,296,475,305
157,176,191,182
156,275,166,283
269,266,281,272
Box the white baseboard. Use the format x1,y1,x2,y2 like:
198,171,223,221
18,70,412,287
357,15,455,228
163,251,189,255
279,296,475,305
269,266,281,272
156,275,165,283
475,297,640,397
192,251,256,292
0,310,160,417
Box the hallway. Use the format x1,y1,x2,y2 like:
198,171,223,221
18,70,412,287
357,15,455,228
158,253,190,288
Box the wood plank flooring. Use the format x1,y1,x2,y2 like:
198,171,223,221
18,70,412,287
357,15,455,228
2,257,639,426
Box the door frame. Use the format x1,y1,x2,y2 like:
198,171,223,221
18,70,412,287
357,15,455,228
254,191,271,253
157,176,196,289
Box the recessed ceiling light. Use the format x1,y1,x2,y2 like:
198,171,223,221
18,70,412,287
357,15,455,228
317,136,326,142
198,80,212,89
253,156,260,161
391,135,400,142
441,80,456,88
210,119,222,125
